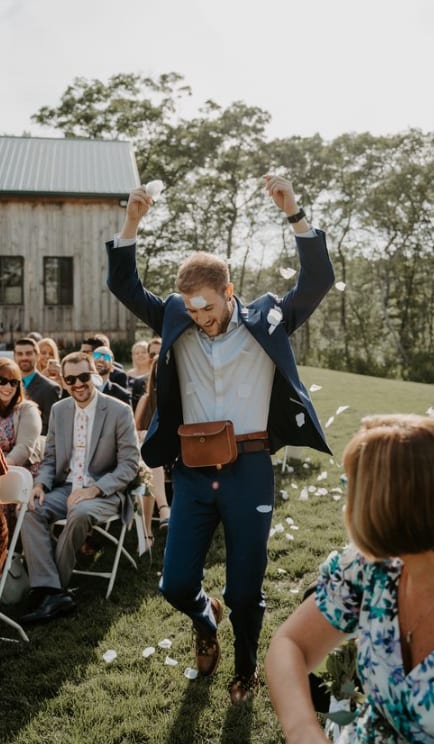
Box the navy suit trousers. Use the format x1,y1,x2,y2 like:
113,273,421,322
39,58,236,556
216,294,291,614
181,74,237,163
159,450,274,676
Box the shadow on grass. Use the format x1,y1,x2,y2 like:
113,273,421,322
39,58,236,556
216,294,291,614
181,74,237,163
0,529,159,744
220,698,254,743
164,676,212,743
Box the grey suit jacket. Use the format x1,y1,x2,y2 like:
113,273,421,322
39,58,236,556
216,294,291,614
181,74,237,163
37,391,140,522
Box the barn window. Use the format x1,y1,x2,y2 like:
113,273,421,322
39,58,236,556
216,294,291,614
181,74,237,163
44,257,73,305
0,256,24,304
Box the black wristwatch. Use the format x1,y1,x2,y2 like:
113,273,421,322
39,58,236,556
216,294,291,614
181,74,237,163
287,208,306,224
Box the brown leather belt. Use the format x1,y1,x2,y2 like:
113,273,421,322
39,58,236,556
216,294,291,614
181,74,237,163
235,431,269,454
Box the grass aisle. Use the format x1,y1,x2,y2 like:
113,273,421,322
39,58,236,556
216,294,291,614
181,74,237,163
0,369,432,743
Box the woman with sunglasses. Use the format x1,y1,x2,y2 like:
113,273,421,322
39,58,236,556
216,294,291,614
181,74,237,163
266,413,434,743
0,358,42,533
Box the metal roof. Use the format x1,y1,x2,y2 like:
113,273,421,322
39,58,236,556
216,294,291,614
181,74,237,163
0,136,140,197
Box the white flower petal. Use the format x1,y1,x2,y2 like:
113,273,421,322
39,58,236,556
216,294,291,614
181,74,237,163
142,647,156,658
335,281,346,291
103,650,117,663
336,405,349,416
309,384,322,392
289,588,300,594
158,638,173,649
279,267,297,280
164,656,178,666
279,489,289,500
257,504,272,513
184,667,199,680
145,179,164,200
269,527,276,538
274,523,284,532
276,568,287,575
295,412,305,428
299,487,309,501
426,406,434,417
285,517,295,525
285,532,295,541
290,525,299,530
317,471,328,481
325,416,335,428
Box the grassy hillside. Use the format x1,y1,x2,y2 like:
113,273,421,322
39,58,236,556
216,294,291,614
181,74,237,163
0,370,432,744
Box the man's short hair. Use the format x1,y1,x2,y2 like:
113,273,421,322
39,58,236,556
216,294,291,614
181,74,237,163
14,337,39,353
61,351,97,375
176,252,230,295
343,414,434,558
82,334,110,351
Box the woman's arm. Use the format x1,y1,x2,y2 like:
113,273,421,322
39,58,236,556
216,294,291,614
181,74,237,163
6,402,42,466
265,595,347,744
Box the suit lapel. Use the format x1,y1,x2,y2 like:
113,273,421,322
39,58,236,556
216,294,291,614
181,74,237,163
86,392,107,466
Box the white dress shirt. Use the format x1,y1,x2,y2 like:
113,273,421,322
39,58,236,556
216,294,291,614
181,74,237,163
66,392,99,486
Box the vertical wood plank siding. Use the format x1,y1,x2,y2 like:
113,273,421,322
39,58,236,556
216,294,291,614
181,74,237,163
0,198,136,345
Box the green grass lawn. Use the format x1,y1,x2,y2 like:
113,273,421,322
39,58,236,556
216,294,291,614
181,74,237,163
0,369,432,744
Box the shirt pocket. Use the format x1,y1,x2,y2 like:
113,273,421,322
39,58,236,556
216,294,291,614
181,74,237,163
238,384,252,399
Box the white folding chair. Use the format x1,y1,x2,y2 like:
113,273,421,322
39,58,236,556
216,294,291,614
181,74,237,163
0,465,33,642
54,511,138,599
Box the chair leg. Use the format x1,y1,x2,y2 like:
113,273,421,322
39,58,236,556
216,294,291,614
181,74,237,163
0,611,29,642
0,505,28,600
105,523,127,599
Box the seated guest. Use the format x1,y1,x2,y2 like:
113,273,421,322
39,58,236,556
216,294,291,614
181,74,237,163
134,356,170,541
129,338,162,411
37,337,60,376
92,346,131,405
0,357,42,533
14,338,61,435
20,352,140,623
0,446,9,575
266,414,434,743
81,334,127,389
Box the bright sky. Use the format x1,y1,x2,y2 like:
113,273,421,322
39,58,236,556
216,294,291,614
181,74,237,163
1,0,433,141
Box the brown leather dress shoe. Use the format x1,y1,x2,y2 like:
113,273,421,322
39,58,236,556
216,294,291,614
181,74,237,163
194,597,224,677
228,668,259,704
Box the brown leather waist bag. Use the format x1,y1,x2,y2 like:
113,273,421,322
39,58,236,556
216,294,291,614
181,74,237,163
177,420,237,469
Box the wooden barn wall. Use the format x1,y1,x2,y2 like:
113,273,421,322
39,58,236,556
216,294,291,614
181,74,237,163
0,198,136,347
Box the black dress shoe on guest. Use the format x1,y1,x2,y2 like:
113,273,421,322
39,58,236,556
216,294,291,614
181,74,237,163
21,592,77,625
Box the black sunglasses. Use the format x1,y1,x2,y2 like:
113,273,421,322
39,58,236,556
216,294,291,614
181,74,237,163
63,372,92,386
0,376,20,388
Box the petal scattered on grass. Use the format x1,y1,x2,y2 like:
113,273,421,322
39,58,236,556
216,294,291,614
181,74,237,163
103,650,117,663
325,416,335,428
280,490,289,500
335,281,346,291
142,647,156,658
274,523,284,533
309,384,322,392
164,656,178,666
289,588,300,594
277,568,287,575
285,533,295,541
299,487,309,501
158,638,172,649
317,471,328,481
285,517,295,525
184,667,199,680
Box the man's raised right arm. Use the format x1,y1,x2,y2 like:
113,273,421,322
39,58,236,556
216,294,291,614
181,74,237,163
119,186,153,241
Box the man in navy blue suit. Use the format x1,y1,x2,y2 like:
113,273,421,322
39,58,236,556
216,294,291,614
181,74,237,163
106,174,334,704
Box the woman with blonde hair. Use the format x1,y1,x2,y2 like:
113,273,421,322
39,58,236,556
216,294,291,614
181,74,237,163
37,337,60,377
266,414,434,743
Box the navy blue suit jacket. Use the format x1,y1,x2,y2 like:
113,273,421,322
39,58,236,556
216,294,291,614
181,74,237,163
106,230,334,467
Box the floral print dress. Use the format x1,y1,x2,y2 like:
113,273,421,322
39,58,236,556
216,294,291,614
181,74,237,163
316,546,434,743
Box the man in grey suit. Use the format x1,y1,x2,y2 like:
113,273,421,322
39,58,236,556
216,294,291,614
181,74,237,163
20,351,140,623
14,337,61,435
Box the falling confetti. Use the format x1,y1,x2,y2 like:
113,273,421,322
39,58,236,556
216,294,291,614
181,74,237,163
142,647,156,658
335,281,346,291
309,384,322,392
336,405,349,416
279,267,297,280
102,650,117,663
